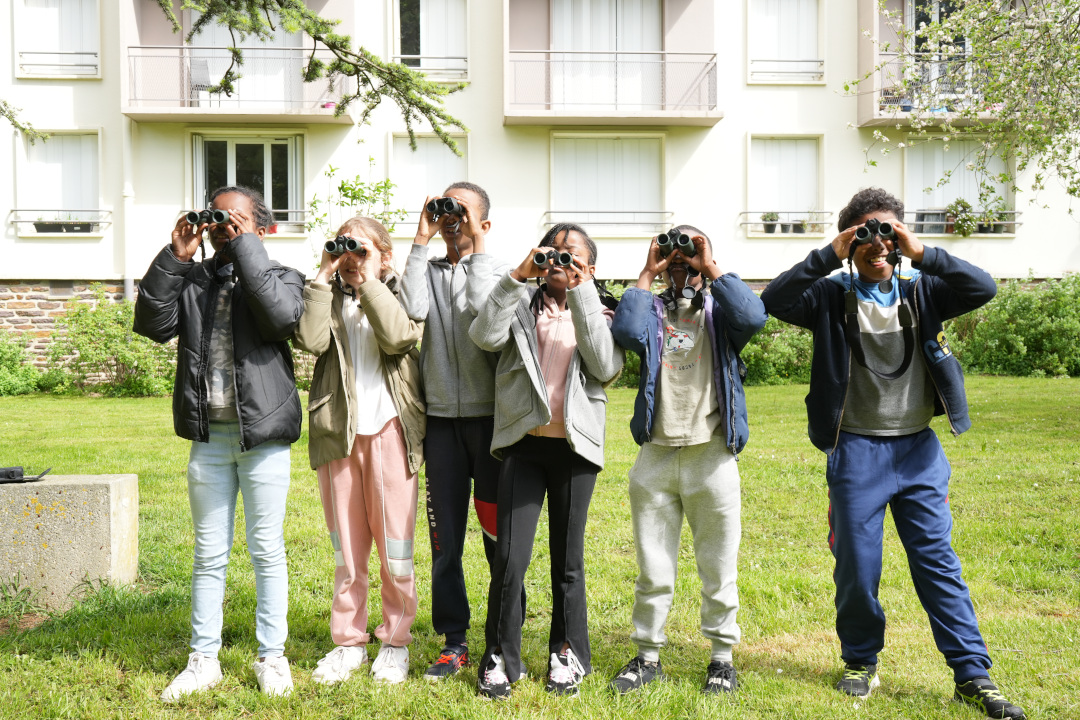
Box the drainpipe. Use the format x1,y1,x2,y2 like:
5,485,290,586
122,116,135,301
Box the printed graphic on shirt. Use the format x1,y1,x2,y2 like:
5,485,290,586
662,319,701,371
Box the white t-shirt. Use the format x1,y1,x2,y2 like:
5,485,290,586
341,295,398,435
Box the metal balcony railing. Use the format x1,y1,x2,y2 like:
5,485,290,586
10,209,112,234
748,58,824,83
509,51,717,112
392,54,468,78
908,208,1022,234
18,50,99,76
542,210,673,233
877,52,989,114
127,46,351,110
740,210,833,234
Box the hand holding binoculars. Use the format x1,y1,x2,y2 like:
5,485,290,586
533,249,574,269
656,228,696,258
325,235,367,256
185,209,231,225
426,197,464,221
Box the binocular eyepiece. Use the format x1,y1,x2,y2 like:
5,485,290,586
185,209,231,225
426,196,464,220
853,218,896,244
656,228,696,258
325,235,366,256
533,249,574,269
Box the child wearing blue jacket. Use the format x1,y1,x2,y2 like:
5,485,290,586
609,226,766,695
760,188,1024,720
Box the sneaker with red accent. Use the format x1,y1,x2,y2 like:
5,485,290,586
424,644,469,681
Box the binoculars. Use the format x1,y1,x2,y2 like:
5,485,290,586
426,196,464,220
185,209,231,225
656,228,696,258
853,218,896,244
325,235,366,256
533,249,574,269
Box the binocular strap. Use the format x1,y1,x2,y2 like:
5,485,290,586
844,291,915,380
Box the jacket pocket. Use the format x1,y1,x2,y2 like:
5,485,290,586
307,391,336,442
495,356,535,426
571,377,607,444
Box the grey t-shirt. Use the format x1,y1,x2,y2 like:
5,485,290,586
839,277,935,435
651,297,721,446
207,272,238,421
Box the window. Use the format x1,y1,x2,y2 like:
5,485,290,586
904,138,1010,233
17,132,103,233
390,135,468,235
397,0,468,77
193,135,303,233
550,134,664,234
748,137,822,234
550,0,662,109
17,0,99,77
748,0,822,83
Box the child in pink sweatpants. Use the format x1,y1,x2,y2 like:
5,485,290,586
293,216,427,685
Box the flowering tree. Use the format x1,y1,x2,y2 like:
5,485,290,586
854,0,1080,204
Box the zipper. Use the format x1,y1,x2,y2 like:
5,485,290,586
196,274,219,443
228,282,246,452
831,348,852,454
449,263,461,416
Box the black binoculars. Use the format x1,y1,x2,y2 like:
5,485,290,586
185,209,231,225
325,235,366,256
853,218,896,244
656,228,695,258
533,249,574,269
426,197,464,220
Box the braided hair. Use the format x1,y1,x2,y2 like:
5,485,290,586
532,223,619,312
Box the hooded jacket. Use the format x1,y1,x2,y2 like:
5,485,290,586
611,275,767,454
760,244,997,453
133,233,305,451
292,275,426,474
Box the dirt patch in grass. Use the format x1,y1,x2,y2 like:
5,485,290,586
0,613,47,633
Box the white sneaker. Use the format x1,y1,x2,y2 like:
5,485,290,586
311,645,368,685
253,655,294,697
160,651,222,703
371,645,409,684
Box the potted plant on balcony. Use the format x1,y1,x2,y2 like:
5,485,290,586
60,215,94,233
760,211,779,233
33,217,63,233
792,218,806,233
944,198,976,237
978,197,1007,234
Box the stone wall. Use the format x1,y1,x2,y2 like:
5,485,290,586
0,281,124,366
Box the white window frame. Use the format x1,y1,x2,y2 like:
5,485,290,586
389,0,470,82
901,134,1016,236
186,128,306,237
745,133,827,238
13,128,108,238
386,132,470,237
14,0,102,79
746,0,826,86
548,131,667,239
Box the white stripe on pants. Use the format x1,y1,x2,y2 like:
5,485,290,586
627,433,742,662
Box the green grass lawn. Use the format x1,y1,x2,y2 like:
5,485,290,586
0,377,1077,719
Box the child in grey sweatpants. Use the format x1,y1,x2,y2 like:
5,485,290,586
609,225,766,694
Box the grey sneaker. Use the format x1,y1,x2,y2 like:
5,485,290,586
836,663,879,697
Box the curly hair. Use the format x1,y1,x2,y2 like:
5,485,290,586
837,188,905,231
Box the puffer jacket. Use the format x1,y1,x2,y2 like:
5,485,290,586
468,273,624,470
293,275,426,474
133,233,305,451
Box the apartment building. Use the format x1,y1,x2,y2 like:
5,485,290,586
2,0,1077,340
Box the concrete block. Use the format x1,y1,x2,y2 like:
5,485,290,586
1,475,138,610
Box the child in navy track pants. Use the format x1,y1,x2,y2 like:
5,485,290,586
761,188,1025,720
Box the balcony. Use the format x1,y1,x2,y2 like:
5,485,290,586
123,46,355,123
542,210,672,236
10,209,112,238
505,51,722,126
17,50,99,78
858,52,996,127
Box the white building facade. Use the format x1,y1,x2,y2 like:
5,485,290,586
3,0,1078,325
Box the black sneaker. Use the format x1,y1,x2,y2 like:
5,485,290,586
545,647,587,696
477,654,512,700
702,660,738,694
610,656,663,694
836,663,880,697
954,677,1026,719
424,644,468,681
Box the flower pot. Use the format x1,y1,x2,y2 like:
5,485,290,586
34,221,63,233
780,223,792,233
792,224,806,234
976,223,992,234
62,222,94,233
763,223,776,234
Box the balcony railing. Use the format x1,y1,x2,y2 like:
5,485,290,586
877,52,988,114
542,210,673,234
509,51,717,112
392,54,468,79
908,208,1021,235
10,209,112,235
740,210,833,235
18,50,99,76
748,58,824,83
127,46,351,110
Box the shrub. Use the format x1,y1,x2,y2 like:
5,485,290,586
0,330,42,396
47,284,176,396
741,316,814,386
947,274,1080,378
